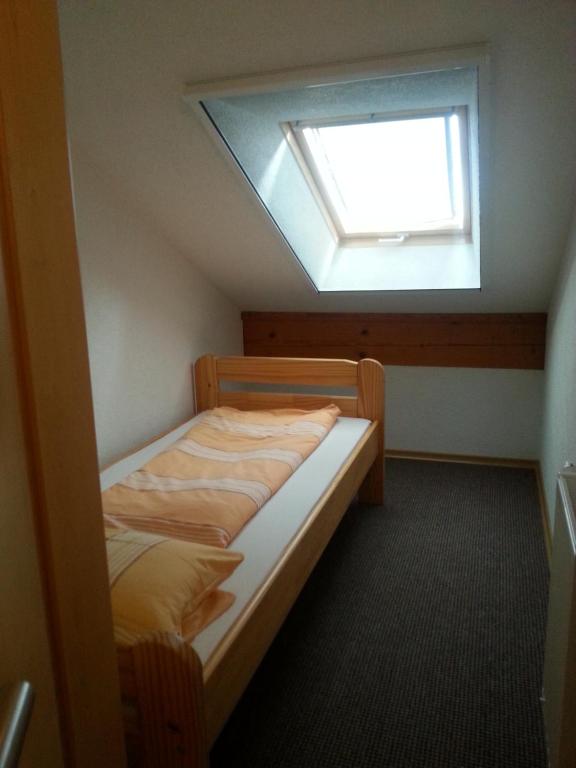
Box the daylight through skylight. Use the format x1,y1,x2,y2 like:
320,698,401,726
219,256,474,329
292,110,468,238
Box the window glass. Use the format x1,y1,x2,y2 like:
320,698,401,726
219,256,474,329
295,112,467,237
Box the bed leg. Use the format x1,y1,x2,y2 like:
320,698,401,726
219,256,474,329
357,359,385,505
131,632,208,768
359,455,384,505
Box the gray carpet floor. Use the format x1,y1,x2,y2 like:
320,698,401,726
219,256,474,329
211,459,549,768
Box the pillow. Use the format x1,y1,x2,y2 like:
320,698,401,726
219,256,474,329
105,527,243,646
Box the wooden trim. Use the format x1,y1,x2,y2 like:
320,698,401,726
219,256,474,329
242,312,547,370
0,3,125,765
386,449,540,468
244,312,549,345
244,343,543,369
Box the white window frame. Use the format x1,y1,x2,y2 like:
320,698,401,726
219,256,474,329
284,106,471,246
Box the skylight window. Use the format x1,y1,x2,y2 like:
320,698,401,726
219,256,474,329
288,108,470,242
191,52,484,291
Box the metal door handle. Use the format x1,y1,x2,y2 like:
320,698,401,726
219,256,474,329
0,683,34,768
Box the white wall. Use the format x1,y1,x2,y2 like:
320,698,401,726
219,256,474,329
386,366,543,460
0,247,64,767
540,212,576,528
71,156,243,466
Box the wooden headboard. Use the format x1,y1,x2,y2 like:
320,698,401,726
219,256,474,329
194,354,382,419
194,354,384,503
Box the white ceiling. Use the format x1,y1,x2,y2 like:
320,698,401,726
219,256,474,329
58,0,576,313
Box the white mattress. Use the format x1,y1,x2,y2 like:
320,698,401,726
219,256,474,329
101,414,371,663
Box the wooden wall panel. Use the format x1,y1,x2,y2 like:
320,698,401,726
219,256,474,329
242,313,547,370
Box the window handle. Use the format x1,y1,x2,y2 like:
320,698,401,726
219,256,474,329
378,234,407,244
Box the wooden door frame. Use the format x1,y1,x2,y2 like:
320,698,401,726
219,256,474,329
0,2,125,765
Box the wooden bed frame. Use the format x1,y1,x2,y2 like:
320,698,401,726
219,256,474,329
116,355,385,767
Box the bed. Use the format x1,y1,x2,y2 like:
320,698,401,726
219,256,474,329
107,354,385,767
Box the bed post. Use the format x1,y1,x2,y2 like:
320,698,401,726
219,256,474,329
194,355,219,412
357,358,385,505
129,632,208,767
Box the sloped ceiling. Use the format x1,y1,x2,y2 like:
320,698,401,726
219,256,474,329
58,0,576,313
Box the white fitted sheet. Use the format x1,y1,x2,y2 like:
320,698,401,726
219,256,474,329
100,414,371,663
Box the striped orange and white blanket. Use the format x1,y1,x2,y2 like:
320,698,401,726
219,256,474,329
102,405,340,547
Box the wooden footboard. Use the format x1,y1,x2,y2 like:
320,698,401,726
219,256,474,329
117,633,207,768
116,355,385,765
